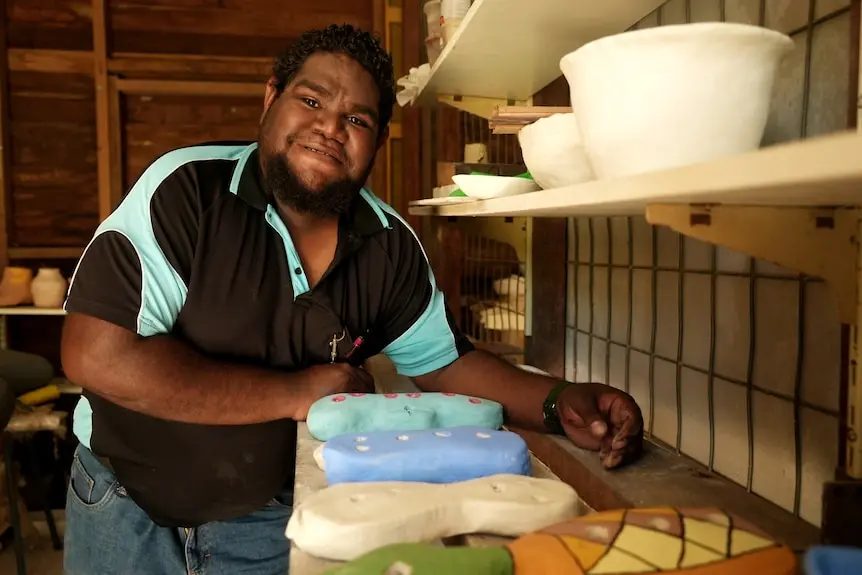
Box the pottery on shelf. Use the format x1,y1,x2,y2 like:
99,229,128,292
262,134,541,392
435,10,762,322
30,268,67,308
0,267,33,307
451,174,540,200
517,114,594,190
560,22,794,180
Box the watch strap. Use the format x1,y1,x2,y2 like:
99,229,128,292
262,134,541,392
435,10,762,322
542,381,570,435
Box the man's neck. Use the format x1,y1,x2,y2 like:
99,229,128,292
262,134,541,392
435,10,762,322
275,201,339,237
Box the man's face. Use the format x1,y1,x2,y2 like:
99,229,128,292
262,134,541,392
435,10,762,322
258,51,386,217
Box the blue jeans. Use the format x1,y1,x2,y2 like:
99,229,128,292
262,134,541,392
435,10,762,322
64,445,293,575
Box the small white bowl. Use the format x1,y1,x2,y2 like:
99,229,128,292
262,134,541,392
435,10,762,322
451,174,540,199
518,113,594,189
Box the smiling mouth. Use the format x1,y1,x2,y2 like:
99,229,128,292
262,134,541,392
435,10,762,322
301,145,342,164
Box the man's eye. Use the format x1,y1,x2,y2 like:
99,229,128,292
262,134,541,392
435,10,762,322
348,116,368,128
302,98,319,108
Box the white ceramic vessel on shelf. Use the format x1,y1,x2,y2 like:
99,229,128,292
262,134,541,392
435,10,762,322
517,113,594,189
31,268,67,308
451,174,539,199
560,22,794,180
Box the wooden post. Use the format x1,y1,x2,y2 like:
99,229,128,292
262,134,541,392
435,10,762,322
0,0,11,268
93,0,113,222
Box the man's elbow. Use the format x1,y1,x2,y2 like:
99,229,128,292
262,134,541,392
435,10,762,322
60,314,127,390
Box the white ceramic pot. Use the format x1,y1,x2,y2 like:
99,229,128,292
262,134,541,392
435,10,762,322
518,113,594,189
560,23,794,180
31,268,67,308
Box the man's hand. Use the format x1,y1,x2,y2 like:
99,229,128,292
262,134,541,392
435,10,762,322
292,363,376,421
557,383,643,469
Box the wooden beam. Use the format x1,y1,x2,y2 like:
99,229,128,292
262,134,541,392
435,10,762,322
108,76,124,209
8,247,83,260
7,49,93,74
402,0,423,231
115,78,262,97
93,0,113,222
108,52,271,80
0,4,11,268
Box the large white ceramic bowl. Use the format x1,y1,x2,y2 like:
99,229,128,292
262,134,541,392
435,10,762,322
560,23,794,180
517,113,594,189
452,174,540,199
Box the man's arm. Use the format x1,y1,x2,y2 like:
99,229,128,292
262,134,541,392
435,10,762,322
61,313,321,425
413,349,554,430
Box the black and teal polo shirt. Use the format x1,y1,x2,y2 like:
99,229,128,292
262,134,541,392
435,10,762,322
64,141,474,527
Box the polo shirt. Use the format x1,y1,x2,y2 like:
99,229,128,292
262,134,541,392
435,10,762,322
64,141,474,527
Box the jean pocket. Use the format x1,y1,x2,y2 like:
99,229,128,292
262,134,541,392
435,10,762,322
68,449,121,509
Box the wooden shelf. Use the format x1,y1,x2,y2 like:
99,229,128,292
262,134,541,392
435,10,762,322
415,0,664,116
0,307,66,316
409,131,862,218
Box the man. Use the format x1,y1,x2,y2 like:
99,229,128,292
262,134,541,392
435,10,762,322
60,24,643,575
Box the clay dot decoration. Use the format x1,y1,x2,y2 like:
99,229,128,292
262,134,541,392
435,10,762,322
384,394,398,398
354,436,368,443
468,398,482,404
355,445,370,452
406,393,421,398
332,395,346,402
385,561,413,575
396,435,410,441
349,392,366,397
433,431,451,438
476,432,491,439
443,392,456,396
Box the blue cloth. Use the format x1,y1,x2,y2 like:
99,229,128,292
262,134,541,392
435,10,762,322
63,445,292,575
804,546,862,575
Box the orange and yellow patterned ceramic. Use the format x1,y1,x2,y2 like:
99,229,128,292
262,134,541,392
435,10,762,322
506,507,797,574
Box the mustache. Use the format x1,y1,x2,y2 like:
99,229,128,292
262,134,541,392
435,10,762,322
287,134,346,165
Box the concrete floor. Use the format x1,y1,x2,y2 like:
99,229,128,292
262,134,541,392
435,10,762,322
0,513,64,575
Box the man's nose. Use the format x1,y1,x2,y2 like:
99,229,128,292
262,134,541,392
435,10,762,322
314,110,347,143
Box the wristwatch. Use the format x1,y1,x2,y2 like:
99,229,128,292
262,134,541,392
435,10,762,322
542,381,570,435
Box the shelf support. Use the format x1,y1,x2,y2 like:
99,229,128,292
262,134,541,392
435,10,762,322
435,94,530,120
645,204,860,324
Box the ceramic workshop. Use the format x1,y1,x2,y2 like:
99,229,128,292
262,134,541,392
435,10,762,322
3,0,862,573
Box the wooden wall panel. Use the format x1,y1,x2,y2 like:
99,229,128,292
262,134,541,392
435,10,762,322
121,93,260,189
107,1,371,57
7,70,97,246
6,0,93,51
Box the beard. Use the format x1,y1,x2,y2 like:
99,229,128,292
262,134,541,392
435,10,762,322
259,147,372,219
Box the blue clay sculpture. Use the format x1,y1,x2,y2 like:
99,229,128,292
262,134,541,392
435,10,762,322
306,392,504,441
322,426,531,485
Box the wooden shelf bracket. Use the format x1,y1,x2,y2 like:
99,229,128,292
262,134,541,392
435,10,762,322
435,94,531,120
645,204,860,325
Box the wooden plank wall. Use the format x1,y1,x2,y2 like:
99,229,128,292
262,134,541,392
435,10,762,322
1,0,382,368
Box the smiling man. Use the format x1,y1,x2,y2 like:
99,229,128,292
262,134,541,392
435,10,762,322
60,24,643,575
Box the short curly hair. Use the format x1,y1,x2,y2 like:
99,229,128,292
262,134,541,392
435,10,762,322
272,24,396,136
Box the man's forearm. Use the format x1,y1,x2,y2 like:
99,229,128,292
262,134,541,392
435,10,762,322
62,316,307,426
414,350,557,430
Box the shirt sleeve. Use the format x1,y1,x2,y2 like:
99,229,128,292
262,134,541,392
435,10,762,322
64,150,201,337
374,207,474,377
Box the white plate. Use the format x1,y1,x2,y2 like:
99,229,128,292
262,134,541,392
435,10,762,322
411,196,477,206
451,174,540,199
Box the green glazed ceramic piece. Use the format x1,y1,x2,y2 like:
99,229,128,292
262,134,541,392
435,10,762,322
321,543,514,575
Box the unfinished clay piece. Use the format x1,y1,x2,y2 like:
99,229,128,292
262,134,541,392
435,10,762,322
322,543,513,575
320,427,531,485
306,392,504,441
285,474,581,561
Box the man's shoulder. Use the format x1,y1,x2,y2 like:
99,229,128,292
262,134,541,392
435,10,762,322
138,141,255,190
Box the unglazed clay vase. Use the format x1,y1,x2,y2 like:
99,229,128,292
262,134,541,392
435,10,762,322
31,268,67,308
560,23,794,179
0,267,33,306
517,114,594,189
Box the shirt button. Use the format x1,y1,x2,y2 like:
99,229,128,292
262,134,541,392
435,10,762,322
294,267,302,275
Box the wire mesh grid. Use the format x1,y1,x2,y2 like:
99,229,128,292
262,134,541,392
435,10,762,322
447,111,527,359
565,0,851,525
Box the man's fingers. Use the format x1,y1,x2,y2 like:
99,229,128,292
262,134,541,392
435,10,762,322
562,398,607,438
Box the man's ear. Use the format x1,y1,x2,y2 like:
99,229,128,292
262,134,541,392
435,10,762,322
376,125,389,150
261,76,280,123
